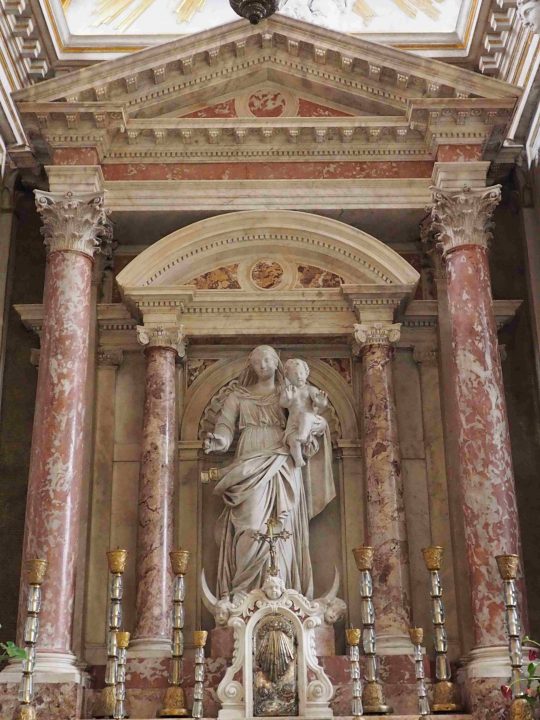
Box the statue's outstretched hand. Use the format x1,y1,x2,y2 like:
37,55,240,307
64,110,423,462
204,432,227,453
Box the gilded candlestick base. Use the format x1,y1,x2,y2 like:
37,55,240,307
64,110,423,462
432,679,462,713
509,698,535,720
93,685,116,719
158,686,190,717
14,706,37,720
362,681,392,715
432,680,462,713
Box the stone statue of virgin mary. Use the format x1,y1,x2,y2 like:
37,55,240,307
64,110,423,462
204,345,335,601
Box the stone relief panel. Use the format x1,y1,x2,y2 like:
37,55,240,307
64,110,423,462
250,260,286,290
253,614,298,717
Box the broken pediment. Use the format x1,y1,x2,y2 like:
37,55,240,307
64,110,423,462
12,15,520,165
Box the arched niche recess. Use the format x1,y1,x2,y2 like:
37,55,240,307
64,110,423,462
116,211,419,625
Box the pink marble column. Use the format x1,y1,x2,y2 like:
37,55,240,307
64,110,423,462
431,185,523,650
354,322,411,648
132,325,186,653
20,190,106,661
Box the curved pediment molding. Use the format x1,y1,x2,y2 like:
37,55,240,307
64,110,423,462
116,210,419,290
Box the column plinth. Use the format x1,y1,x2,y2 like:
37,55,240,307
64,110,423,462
354,322,412,651
131,325,186,656
17,189,107,675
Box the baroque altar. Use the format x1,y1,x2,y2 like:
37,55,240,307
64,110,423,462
0,10,529,720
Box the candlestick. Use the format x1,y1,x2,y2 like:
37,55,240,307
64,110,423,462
409,627,430,716
191,630,208,720
94,549,128,719
114,631,130,720
421,546,461,713
346,628,363,716
496,554,534,720
15,558,48,720
352,547,392,715
159,549,190,718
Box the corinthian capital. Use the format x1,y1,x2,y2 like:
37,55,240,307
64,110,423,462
430,185,501,256
518,0,540,33
354,322,401,347
136,324,187,357
35,190,109,258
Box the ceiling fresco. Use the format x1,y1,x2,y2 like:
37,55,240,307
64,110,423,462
58,0,472,40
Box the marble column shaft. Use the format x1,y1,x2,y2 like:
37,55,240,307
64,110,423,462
354,322,411,639
20,190,106,653
431,185,522,648
133,325,186,647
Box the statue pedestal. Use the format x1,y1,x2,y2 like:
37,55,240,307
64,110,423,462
204,575,345,720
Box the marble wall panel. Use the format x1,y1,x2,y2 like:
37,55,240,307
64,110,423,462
110,460,139,634
417,354,460,659
84,362,118,654
115,351,145,444
392,350,432,636
393,349,425,460
401,458,432,634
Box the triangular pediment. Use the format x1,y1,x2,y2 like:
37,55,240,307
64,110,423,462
12,15,520,165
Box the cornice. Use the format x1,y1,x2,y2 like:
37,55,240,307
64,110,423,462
12,29,518,166
17,16,520,102
15,298,522,339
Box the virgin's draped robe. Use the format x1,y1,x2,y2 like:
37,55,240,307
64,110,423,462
212,384,335,600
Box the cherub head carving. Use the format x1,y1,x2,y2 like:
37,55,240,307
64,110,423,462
262,574,285,600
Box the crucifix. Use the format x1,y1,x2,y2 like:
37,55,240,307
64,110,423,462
252,517,291,577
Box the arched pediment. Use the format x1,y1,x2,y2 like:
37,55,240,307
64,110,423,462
116,210,419,290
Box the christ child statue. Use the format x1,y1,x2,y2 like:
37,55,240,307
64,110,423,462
280,358,328,468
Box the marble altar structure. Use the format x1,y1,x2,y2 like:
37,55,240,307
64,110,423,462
0,6,540,720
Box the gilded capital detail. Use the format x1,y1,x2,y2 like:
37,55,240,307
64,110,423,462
430,185,501,257
353,322,401,347
136,324,187,357
34,190,108,258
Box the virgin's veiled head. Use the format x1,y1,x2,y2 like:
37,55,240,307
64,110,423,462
238,345,285,389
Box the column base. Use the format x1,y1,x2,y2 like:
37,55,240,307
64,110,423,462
462,646,512,720
0,651,88,684
376,634,415,655
128,638,171,658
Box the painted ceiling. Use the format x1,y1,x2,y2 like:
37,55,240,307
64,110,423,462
57,0,473,43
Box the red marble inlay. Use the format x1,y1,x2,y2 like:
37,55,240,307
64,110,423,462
103,161,433,181
436,144,483,162
297,98,352,117
52,147,100,165
182,99,237,118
